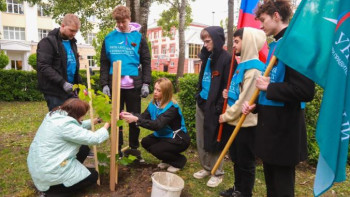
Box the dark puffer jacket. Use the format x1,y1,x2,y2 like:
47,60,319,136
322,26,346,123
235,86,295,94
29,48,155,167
36,28,81,99
196,26,232,152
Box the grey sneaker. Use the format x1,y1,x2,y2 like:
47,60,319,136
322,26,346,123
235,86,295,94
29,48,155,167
193,169,211,179
206,175,223,187
157,162,171,169
167,165,180,173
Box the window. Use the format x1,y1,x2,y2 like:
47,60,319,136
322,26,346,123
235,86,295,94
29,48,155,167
38,29,49,40
170,62,175,67
170,45,175,53
6,0,23,14
87,56,96,67
11,60,22,70
161,46,167,54
37,5,49,17
155,32,158,39
3,26,25,40
188,44,201,58
154,47,158,55
87,33,96,45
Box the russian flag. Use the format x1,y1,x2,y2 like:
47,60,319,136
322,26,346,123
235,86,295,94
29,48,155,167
237,0,268,63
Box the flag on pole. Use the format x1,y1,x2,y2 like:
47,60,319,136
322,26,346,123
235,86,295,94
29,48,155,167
274,0,350,196
237,0,268,63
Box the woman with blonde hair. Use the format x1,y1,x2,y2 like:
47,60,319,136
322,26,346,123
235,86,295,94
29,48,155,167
121,77,190,173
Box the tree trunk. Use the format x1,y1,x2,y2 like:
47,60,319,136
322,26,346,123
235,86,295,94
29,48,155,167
139,0,152,38
227,0,234,54
176,0,187,91
128,0,140,23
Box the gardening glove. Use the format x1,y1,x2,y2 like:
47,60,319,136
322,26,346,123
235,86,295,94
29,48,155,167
63,82,73,93
103,85,111,97
141,84,149,98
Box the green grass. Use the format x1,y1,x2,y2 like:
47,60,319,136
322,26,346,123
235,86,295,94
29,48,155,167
1,99,350,196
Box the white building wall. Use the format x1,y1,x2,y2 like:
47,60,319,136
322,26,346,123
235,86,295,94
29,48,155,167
24,2,38,42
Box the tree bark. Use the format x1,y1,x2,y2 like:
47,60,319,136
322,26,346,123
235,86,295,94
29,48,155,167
176,0,187,91
227,0,234,54
128,0,140,23
139,0,152,38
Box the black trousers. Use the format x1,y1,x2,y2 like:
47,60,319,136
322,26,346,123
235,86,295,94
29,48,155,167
263,162,296,197
119,88,141,149
141,131,190,168
224,124,256,197
45,146,98,196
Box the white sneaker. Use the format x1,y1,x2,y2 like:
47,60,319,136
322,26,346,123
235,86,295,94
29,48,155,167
193,169,211,179
206,175,223,187
157,162,170,169
167,165,180,173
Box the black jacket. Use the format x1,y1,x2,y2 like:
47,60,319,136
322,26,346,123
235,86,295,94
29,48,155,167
255,28,315,166
36,28,81,98
196,26,232,152
100,33,151,89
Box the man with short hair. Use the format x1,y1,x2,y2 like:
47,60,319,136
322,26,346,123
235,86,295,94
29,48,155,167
193,26,232,188
37,13,82,111
100,5,151,158
219,27,266,197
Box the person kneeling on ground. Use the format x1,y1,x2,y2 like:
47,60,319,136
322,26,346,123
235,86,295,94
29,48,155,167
27,98,110,196
121,77,190,173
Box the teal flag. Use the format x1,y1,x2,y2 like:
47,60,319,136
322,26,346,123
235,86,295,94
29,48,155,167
274,0,350,196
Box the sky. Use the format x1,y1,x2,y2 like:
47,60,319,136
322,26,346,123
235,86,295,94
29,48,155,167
148,0,235,26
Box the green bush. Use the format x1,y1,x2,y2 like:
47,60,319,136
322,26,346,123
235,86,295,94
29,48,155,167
0,51,9,69
151,71,177,92
0,69,44,101
305,85,323,165
178,74,198,145
28,53,37,70
0,69,102,101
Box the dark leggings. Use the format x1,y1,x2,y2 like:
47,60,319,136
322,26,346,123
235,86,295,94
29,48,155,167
45,145,98,196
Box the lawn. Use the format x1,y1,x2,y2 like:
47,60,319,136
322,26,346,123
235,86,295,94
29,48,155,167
1,99,350,196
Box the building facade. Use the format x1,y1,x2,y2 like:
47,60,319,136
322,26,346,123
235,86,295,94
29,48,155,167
147,22,208,74
0,0,97,71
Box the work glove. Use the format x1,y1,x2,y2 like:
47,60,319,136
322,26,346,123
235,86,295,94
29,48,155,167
103,85,111,97
141,84,149,98
63,82,73,93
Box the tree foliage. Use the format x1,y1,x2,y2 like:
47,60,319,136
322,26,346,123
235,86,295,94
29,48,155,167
0,0,6,11
157,5,192,37
23,0,122,38
0,51,9,69
28,53,37,70
92,27,113,67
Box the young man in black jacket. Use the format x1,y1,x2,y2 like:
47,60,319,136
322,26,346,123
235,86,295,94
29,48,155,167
193,26,231,187
100,6,151,158
37,14,82,111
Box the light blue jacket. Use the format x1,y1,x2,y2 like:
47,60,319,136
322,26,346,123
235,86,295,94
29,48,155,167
27,110,109,191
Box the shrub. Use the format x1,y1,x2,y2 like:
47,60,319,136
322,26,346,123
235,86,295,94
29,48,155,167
305,85,323,165
0,69,43,101
150,71,177,92
28,53,37,70
0,51,9,69
178,74,198,145
0,69,102,101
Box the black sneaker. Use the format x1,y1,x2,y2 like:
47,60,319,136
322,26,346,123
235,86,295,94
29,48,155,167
220,187,235,197
232,191,242,197
124,148,144,162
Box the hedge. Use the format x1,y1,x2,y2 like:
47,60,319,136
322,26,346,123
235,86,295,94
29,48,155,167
0,69,101,101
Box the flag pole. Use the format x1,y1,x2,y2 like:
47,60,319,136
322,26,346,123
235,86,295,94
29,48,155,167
211,56,277,175
85,65,101,185
217,49,236,142
110,61,121,191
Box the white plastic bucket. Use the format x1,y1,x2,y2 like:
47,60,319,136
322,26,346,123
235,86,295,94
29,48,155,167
151,172,185,197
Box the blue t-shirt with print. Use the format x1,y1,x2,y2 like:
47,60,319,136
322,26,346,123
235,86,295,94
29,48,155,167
62,40,77,83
